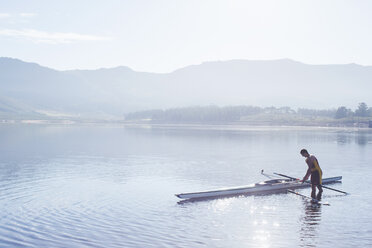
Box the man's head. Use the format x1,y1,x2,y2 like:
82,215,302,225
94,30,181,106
300,149,309,157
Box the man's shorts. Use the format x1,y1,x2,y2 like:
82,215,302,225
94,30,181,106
311,171,322,186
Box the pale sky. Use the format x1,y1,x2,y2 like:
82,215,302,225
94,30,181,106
1,0,372,72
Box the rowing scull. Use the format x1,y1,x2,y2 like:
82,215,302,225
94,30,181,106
176,176,342,200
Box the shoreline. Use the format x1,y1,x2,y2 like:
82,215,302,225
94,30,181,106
122,122,372,132
1,119,371,131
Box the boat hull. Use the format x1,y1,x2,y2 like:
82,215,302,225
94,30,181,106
176,176,342,199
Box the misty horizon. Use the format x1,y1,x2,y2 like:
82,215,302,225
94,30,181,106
3,56,372,74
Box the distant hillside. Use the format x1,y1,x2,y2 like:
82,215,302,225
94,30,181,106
124,105,372,127
0,95,44,119
1,57,372,120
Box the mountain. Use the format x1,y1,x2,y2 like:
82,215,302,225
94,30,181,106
1,57,372,120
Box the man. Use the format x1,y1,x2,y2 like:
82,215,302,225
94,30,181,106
300,149,323,200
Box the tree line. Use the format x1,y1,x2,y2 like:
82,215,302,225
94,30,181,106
334,102,371,119
124,102,372,123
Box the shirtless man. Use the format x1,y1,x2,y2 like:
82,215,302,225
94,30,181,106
300,149,323,200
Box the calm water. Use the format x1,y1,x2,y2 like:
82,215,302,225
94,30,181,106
0,124,371,248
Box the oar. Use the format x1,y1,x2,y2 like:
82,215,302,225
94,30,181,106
274,172,348,195
260,169,275,179
287,189,330,206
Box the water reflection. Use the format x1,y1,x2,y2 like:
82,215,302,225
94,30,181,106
336,130,372,146
299,201,322,247
336,133,352,144
356,132,369,146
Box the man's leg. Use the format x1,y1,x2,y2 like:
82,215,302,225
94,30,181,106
311,184,316,199
316,185,323,200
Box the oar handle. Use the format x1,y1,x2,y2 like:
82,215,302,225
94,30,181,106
274,172,348,195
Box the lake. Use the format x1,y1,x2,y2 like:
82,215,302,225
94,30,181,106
0,124,371,247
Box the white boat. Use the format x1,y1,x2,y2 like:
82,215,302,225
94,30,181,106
176,176,342,200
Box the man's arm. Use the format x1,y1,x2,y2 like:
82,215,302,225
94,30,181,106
302,167,311,183
302,159,312,183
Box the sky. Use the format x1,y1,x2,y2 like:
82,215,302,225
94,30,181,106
0,0,372,72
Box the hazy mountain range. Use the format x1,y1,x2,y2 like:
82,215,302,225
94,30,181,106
1,57,371,120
